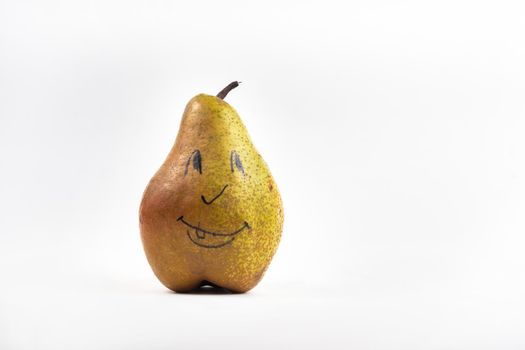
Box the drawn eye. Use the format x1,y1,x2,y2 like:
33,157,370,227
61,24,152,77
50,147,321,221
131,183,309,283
184,150,202,175
230,150,245,175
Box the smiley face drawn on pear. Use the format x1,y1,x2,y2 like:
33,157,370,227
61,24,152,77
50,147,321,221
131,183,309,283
178,149,250,248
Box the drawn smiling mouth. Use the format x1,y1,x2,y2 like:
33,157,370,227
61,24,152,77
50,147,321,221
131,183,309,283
177,216,251,248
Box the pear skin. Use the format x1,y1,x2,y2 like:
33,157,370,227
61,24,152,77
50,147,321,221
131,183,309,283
139,82,283,293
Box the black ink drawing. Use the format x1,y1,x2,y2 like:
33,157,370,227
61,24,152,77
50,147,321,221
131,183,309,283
177,216,251,248
230,150,245,175
201,184,229,205
184,149,202,175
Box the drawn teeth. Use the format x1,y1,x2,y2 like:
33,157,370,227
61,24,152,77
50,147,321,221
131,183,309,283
196,229,205,239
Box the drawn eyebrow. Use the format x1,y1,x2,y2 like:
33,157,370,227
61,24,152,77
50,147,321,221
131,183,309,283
184,150,202,175
230,150,245,175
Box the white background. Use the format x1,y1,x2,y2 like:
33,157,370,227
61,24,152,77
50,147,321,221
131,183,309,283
1,0,525,349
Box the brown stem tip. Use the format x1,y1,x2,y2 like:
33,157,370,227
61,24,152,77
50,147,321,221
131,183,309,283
217,81,240,100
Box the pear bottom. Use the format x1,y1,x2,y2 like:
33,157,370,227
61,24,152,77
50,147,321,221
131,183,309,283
161,276,261,294
146,257,265,294
141,231,269,294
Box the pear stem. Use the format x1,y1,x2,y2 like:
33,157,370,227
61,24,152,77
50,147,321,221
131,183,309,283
217,81,240,99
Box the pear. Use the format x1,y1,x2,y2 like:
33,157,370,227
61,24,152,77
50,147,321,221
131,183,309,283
139,82,283,293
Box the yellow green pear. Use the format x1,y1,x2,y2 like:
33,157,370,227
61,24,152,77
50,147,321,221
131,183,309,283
139,82,284,293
